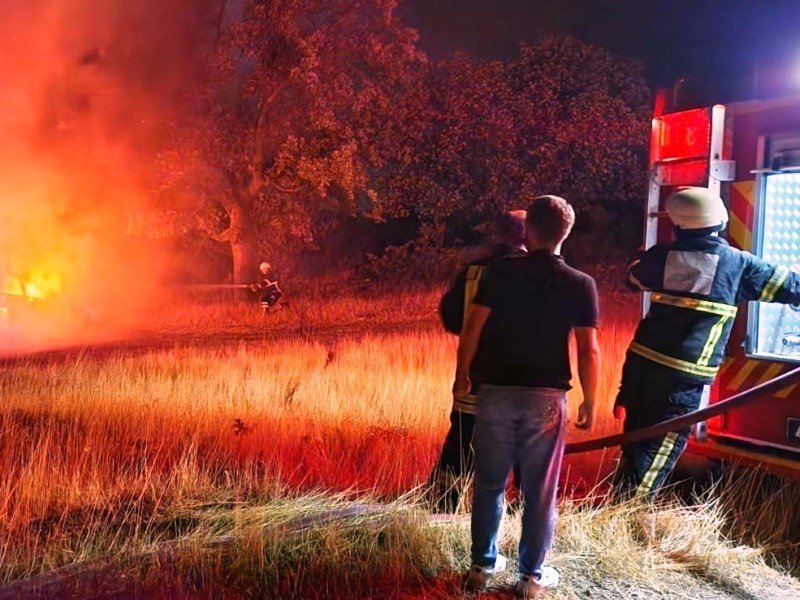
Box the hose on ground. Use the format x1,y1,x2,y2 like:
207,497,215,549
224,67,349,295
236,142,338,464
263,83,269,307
565,366,800,454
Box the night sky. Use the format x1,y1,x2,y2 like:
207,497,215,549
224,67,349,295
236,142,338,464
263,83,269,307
403,0,800,101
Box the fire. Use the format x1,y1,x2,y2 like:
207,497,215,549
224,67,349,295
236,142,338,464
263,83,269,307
2,267,62,301
0,0,200,353
24,270,62,301
1,277,25,298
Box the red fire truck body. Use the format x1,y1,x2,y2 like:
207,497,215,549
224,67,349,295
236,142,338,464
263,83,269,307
645,92,800,478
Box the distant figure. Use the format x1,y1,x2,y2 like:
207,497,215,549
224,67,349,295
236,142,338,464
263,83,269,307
613,187,800,500
251,261,282,314
428,210,527,513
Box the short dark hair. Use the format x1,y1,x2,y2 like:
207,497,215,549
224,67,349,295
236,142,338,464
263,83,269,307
526,195,575,246
492,210,527,247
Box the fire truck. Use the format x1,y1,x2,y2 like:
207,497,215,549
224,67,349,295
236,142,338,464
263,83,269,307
646,87,800,478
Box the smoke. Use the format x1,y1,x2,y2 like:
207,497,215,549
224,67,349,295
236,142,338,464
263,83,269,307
0,0,217,354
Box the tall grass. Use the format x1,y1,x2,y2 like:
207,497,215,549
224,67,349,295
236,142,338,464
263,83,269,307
2,293,797,597
0,297,635,584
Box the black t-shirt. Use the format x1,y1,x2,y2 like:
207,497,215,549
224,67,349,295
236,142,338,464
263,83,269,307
472,250,599,390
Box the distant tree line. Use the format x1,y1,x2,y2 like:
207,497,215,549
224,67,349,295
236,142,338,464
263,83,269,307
154,0,651,284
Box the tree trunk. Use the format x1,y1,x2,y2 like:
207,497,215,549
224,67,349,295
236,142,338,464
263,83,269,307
226,202,258,285
231,237,258,285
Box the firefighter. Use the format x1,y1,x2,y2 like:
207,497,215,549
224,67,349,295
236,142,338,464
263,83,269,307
428,210,527,513
251,261,282,314
613,187,800,499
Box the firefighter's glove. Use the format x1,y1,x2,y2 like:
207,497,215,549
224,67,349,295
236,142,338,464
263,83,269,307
791,265,800,311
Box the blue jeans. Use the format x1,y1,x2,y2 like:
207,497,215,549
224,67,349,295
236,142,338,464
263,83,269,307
471,385,566,576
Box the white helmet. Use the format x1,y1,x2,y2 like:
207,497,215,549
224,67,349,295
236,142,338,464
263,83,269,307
665,187,728,230
259,262,271,273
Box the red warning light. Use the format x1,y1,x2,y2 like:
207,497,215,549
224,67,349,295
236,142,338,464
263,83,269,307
651,108,712,164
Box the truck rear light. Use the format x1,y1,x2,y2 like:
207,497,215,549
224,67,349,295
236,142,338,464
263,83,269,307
651,108,712,164
655,160,709,187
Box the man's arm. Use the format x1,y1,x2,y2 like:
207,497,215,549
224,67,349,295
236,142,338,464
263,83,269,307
625,248,649,292
574,326,600,430
452,304,491,398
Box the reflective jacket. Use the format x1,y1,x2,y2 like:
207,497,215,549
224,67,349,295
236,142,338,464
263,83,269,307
439,245,526,335
627,232,800,383
439,244,526,412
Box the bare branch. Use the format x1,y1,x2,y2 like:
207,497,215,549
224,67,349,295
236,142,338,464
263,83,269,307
195,209,233,243
214,0,229,41
209,227,233,244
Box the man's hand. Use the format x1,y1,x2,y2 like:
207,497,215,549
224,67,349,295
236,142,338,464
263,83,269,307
574,327,600,431
453,305,490,403
452,375,471,400
575,400,595,430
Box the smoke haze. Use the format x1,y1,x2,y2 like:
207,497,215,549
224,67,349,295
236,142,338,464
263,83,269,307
0,0,217,353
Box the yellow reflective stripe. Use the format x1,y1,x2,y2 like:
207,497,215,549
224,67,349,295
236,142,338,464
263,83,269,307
726,359,759,391
756,362,785,386
627,260,647,291
650,292,738,318
636,432,679,496
462,265,485,330
759,266,790,302
698,315,730,366
453,394,477,414
629,342,719,378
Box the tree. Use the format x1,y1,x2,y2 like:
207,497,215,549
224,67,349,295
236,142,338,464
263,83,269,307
156,0,428,282
379,35,651,257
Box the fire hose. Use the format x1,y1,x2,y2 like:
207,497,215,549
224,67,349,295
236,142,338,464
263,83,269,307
565,366,800,454
175,284,253,290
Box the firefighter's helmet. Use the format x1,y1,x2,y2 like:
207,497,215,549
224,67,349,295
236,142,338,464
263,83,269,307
665,187,728,230
259,262,271,274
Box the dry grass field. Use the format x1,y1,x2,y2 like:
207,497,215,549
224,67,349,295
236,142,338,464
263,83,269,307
1,288,799,598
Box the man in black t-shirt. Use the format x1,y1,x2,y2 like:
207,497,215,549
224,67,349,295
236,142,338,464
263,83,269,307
455,196,601,598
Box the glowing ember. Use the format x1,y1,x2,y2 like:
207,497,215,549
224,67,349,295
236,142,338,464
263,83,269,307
2,268,62,301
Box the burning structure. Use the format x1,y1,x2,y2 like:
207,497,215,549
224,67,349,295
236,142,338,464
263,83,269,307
0,1,218,352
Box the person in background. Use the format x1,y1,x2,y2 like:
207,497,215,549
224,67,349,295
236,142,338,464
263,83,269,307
613,187,800,499
428,210,527,513
251,261,282,314
455,196,600,598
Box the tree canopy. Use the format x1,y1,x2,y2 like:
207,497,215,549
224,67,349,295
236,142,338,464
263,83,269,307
156,0,429,281
156,2,651,282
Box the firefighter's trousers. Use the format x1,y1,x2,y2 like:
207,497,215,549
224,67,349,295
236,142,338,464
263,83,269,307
428,407,523,513
613,353,704,499
428,409,476,512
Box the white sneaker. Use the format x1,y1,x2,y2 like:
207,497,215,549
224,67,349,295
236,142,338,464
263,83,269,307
465,554,508,591
516,566,559,598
